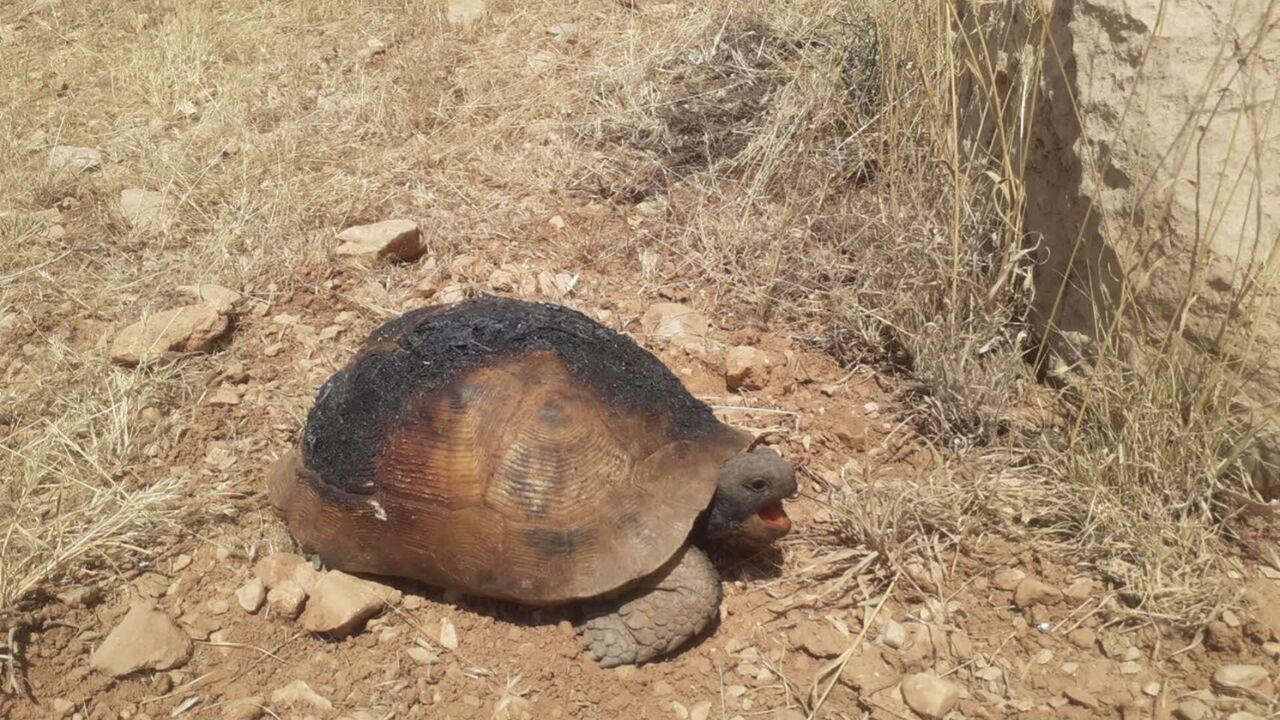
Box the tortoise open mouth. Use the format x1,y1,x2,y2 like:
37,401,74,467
757,500,791,532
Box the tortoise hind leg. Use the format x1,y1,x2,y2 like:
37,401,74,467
576,545,722,667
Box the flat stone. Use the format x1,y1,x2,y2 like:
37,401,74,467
222,696,266,720
641,302,711,355
1067,627,1096,648
110,305,230,366
838,647,901,695
1064,687,1099,709
1173,699,1212,720
90,600,193,677
270,680,333,713
119,188,172,231
299,570,398,638
178,284,242,314
335,219,423,262
49,145,102,174
991,568,1025,591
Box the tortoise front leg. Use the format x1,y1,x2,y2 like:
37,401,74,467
575,545,722,667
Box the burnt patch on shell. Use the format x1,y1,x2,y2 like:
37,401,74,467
301,296,723,495
522,526,593,557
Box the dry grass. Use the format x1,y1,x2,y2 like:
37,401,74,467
0,0,1272,633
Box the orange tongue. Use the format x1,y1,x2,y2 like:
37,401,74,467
758,500,791,530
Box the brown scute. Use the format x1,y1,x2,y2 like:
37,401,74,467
277,350,751,604
301,296,725,498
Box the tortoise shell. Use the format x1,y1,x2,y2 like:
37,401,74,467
269,296,750,605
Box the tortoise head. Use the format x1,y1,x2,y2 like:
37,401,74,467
702,447,797,545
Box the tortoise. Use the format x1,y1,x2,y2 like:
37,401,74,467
268,295,796,666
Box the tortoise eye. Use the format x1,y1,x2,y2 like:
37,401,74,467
747,478,769,492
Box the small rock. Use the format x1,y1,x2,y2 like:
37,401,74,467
90,600,193,677
335,219,423,262
879,620,907,649
724,346,770,391
222,696,266,720
838,647,900,695
1142,682,1160,697
446,0,487,26
1060,661,1079,675
1173,699,1212,720
267,580,307,619
899,673,960,719
1063,578,1095,601
439,618,458,650
119,188,172,231
1221,608,1241,627
991,568,1025,591
110,305,231,366
299,570,398,638
207,387,240,406
57,586,102,608
271,680,333,713
1118,661,1142,675
1013,578,1062,608
407,647,437,666
641,303,710,354
1067,628,1096,648
1120,646,1142,661
236,579,266,613
49,145,102,174
689,700,712,720
254,553,320,592
1211,664,1273,697
178,284,242,314
1064,687,1099,708
51,699,75,719
791,621,845,658
653,681,673,696
1261,641,1280,659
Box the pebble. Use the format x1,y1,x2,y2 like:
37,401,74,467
900,673,960,719
90,601,193,677
879,619,907,649
51,699,74,718
1142,682,1160,696
1173,699,1212,720
652,681,673,696
267,580,307,619
255,553,320,592
1062,578,1094,601
1121,646,1142,661
334,219,424,262
991,568,1025,591
1211,664,1273,697
406,647,437,666
1262,641,1280,659
270,680,333,713
110,305,231,366
1118,661,1142,675
724,346,770,391
688,700,712,720
236,579,266,613
1060,661,1079,675
439,618,459,650
1013,578,1062,608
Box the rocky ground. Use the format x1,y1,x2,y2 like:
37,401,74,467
2,0,1279,718
4,227,1279,719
